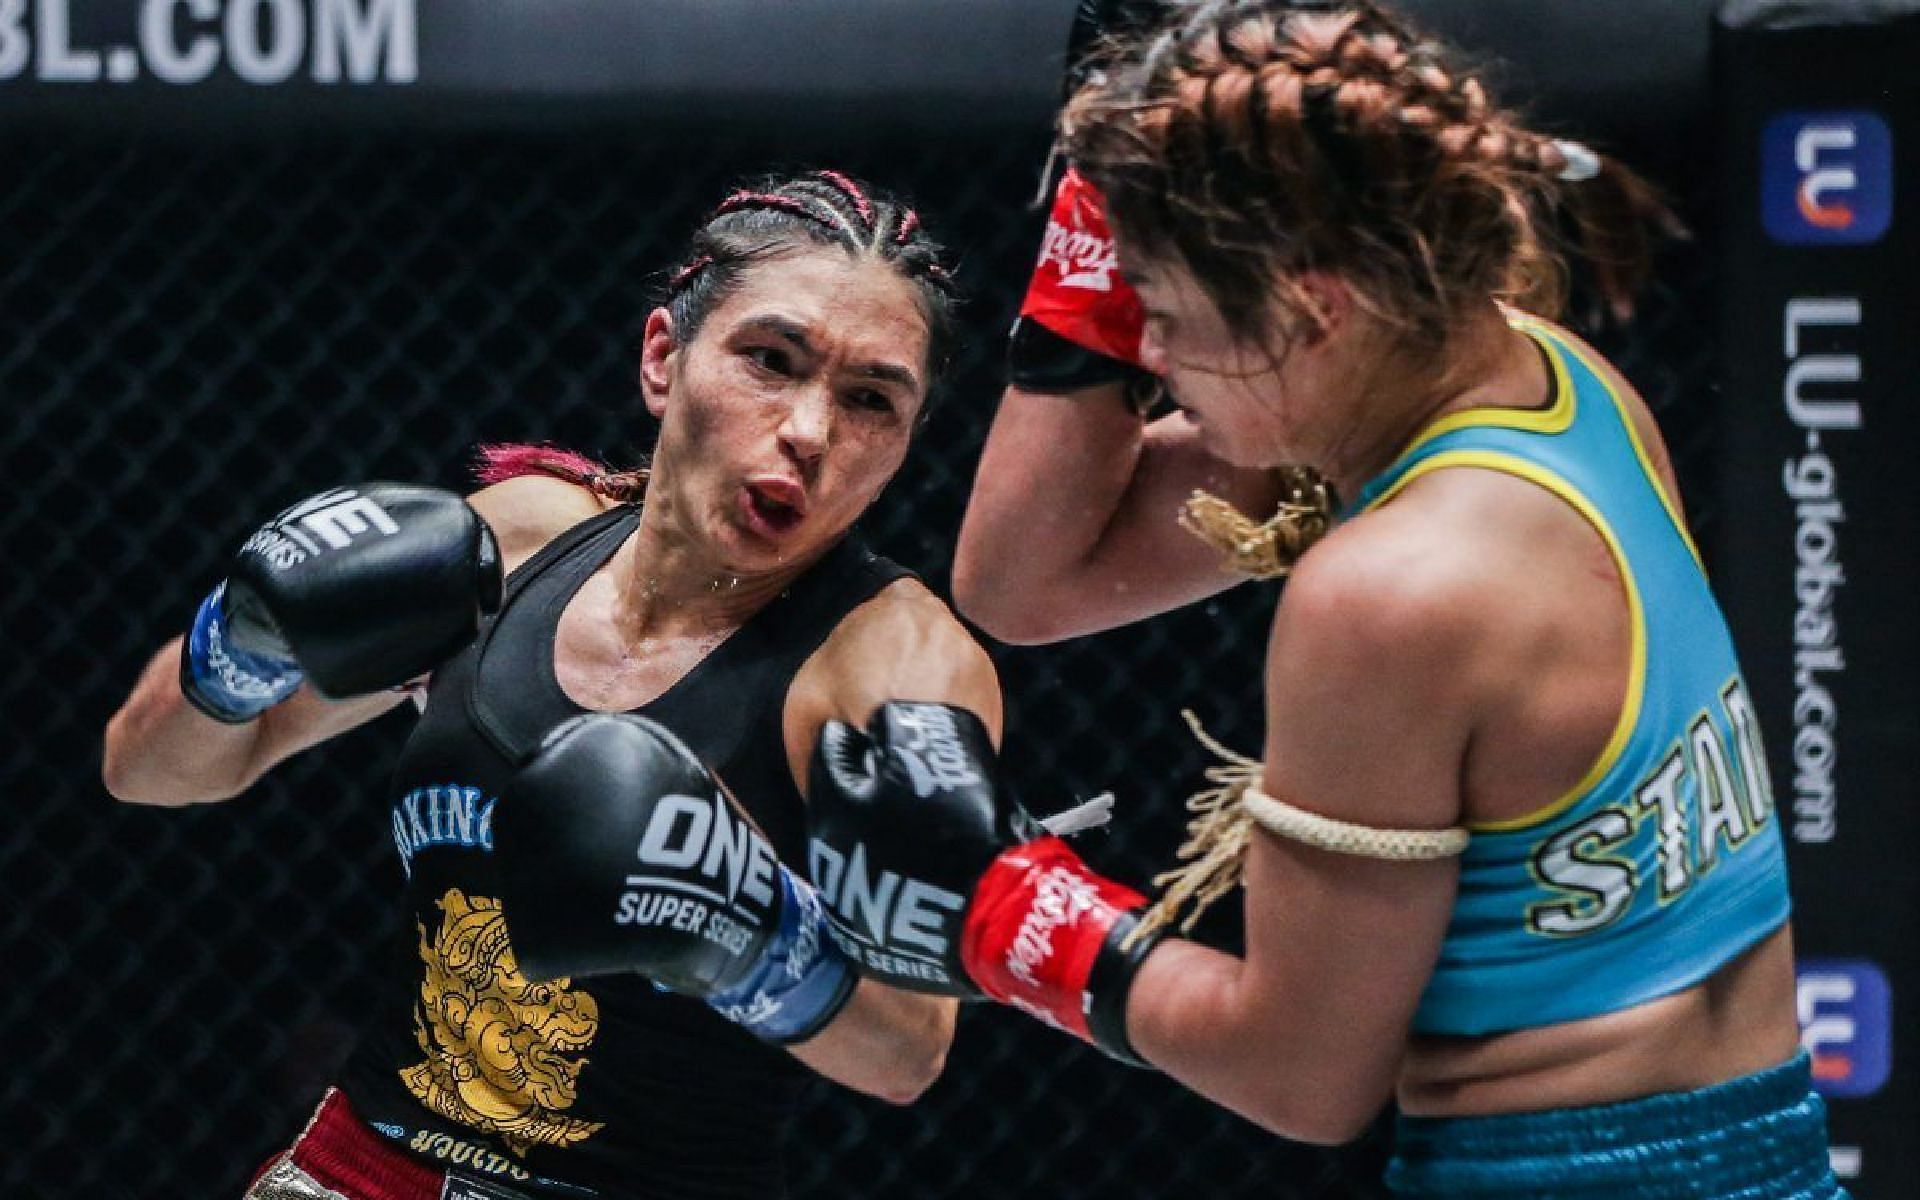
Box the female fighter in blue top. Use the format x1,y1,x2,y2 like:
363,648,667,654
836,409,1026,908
797,3,1848,1196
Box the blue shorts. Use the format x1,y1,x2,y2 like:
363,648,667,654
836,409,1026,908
1386,1052,1847,1198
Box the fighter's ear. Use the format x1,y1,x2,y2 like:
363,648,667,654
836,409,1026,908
1290,271,1353,348
639,307,678,419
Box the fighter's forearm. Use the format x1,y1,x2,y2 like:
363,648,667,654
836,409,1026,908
1126,938,1390,1145
104,637,403,806
953,384,1148,642
788,980,957,1105
103,638,266,806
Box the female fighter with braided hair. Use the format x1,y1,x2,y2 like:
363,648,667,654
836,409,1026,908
104,171,999,1200
798,4,1845,1196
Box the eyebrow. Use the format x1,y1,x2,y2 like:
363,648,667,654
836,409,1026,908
739,314,922,393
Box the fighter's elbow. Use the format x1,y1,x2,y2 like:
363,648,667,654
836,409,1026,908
952,569,1069,646
1269,1100,1383,1147
872,1037,948,1106
100,719,162,805
101,759,186,807
951,557,1007,635
100,756,141,805
960,604,1059,647
101,718,246,808
1244,1079,1388,1146
102,759,239,808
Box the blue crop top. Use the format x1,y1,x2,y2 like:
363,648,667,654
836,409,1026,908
1351,315,1791,1037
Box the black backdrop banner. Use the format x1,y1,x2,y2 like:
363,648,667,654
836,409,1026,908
1713,3,1920,1194
0,0,1716,157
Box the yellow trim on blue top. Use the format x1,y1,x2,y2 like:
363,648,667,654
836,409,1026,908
1389,315,1577,465
1361,449,1646,833
1521,322,1706,573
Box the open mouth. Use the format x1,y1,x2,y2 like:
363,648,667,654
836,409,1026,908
742,479,807,537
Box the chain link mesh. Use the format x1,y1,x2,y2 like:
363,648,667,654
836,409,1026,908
0,126,1713,1200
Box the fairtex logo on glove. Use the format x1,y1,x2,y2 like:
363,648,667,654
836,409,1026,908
1018,169,1147,366
890,703,985,798
1034,169,1122,292
1004,865,1103,992
887,702,983,794
1037,218,1120,292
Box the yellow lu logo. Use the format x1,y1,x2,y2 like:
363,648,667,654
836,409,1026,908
400,889,604,1154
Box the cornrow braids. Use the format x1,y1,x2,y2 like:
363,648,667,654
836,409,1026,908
661,170,962,393
814,169,877,228
1062,0,1677,345
474,443,650,502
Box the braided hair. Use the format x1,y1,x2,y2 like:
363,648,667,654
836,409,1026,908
474,171,959,499
664,170,961,395
1063,0,1679,348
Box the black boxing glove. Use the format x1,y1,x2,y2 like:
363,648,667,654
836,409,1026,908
495,713,855,1044
179,483,501,721
808,701,1161,1064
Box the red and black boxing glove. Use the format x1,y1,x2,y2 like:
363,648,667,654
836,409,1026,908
1006,0,1169,401
1007,167,1153,397
805,701,1163,1064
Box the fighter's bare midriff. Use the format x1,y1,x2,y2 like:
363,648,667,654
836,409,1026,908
1398,925,1801,1117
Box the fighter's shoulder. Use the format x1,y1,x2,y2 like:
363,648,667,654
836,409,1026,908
466,476,614,574
798,576,1001,736
824,576,993,678
1274,490,1511,678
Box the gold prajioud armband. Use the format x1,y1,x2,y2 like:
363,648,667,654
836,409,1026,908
1177,464,1337,580
1125,713,1468,949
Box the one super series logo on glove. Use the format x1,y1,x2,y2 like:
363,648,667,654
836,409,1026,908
619,789,775,955
809,703,981,987
809,838,965,988
244,487,400,570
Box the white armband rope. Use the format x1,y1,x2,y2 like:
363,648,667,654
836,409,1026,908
1240,783,1468,861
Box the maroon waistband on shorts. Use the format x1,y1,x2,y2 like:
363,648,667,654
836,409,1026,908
290,1089,445,1200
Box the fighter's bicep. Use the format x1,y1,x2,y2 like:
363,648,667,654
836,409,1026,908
784,581,1003,795
1078,414,1289,617
1258,526,1481,838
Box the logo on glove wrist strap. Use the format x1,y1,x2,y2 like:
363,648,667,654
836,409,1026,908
204,605,299,699
1037,219,1121,293
1004,865,1104,992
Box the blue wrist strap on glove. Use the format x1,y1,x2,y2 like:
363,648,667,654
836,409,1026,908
706,867,855,1044
179,582,304,723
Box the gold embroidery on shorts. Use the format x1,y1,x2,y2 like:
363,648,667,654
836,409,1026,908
400,888,604,1154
